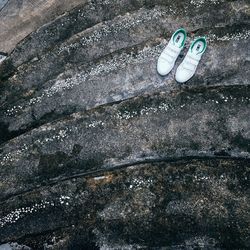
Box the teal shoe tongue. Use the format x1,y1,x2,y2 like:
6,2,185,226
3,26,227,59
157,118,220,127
172,28,186,48
190,37,207,55
173,32,185,48
192,42,204,55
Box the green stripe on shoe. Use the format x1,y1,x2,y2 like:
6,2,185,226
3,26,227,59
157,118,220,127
172,28,187,48
190,37,207,55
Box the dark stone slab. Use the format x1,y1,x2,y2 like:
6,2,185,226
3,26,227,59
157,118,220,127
0,0,249,249
0,85,249,201
0,159,249,249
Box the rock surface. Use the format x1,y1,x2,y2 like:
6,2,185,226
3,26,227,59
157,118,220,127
0,0,85,53
0,0,249,249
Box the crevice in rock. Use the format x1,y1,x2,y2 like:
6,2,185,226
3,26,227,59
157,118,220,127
0,154,248,204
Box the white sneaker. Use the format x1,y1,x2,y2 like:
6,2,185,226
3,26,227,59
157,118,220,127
157,28,187,76
175,37,207,83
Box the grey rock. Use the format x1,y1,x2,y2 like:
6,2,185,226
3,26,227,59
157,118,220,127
0,0,8,10
0,0,85,53
0,159,249,249
0,244,12,250
0,0,249,144
0,243,30,250
0,0,249,249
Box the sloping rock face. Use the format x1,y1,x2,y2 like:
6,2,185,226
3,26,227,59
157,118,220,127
0,0,85,53
0,0,249,249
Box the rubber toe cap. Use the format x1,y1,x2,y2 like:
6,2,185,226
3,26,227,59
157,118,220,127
157,59,172,76
175,68,190,83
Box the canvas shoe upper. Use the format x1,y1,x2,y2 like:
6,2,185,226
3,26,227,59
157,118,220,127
175,37,207,83
157,28,187,76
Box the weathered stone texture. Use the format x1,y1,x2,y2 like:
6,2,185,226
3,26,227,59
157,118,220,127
0,0,249,249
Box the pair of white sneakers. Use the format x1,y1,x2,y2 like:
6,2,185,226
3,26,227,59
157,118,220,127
157,28,207,83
